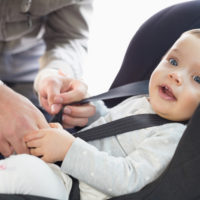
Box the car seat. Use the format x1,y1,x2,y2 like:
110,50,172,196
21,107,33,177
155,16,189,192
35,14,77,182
1,1,200,199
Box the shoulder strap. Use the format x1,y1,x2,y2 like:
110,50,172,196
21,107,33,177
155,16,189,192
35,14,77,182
74,114,184,141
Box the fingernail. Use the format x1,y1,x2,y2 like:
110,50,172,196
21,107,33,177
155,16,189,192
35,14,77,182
64,107,71,114
51,104,57,113
54,97,63,104
62,115,65,122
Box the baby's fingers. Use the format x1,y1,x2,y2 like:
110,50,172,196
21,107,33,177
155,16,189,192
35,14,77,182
26,139,42,148
30,147,43,157
41,155,48,162
24,131,44,142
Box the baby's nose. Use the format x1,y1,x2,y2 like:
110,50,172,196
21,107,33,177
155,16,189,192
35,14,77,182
168,72,182,86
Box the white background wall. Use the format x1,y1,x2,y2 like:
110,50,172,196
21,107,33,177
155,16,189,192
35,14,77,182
83,0,191,95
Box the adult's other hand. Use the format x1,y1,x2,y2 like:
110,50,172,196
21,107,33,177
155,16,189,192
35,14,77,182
0,84,49,157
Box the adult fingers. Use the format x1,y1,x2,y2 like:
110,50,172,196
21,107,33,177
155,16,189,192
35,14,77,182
9,136,29,154
63,104,96,118
40,96,62,115
62,115,89,129
36,111,50,129
58,82,87,105
38,77,65,114
47,83,61,106
24,131,44,142
61,104,96,128
50,103,63,115
0,139,14,157
39,96,52,114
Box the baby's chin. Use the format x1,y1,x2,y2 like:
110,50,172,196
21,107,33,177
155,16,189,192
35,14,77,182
148,97,192,122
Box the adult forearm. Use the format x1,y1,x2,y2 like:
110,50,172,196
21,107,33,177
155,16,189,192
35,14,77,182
38,1,93,79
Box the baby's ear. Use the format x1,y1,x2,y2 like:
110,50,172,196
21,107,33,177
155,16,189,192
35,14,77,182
49,122,63,129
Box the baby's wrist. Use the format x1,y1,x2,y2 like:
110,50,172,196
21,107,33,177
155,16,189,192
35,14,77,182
61,132,75,160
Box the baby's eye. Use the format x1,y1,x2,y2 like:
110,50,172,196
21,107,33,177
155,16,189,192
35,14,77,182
193,76,200,84
169,58,178,66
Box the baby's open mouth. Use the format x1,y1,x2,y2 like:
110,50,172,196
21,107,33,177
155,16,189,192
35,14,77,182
159,85,177,101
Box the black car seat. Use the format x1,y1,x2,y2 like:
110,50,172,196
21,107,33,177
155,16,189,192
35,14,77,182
1,1,200,199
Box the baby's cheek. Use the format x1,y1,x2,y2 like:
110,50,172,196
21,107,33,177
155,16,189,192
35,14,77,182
183,100,198,119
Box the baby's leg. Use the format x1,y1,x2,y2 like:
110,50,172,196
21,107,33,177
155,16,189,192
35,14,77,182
0,154,72,200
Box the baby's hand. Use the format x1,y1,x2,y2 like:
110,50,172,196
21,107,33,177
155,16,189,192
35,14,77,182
24,127,75,163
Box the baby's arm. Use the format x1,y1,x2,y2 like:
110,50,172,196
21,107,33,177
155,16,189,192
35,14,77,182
24,123,75,163
60,125,185,196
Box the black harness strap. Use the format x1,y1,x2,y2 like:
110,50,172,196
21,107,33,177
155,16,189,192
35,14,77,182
74,114,186,141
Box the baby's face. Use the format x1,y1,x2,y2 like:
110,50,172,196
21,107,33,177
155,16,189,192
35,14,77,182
149,33,200,121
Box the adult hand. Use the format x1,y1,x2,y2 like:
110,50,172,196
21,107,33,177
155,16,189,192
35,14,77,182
37,71,96,128
0,84,49,157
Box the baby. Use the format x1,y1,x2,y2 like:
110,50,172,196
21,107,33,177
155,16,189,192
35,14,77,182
0,29,200,200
